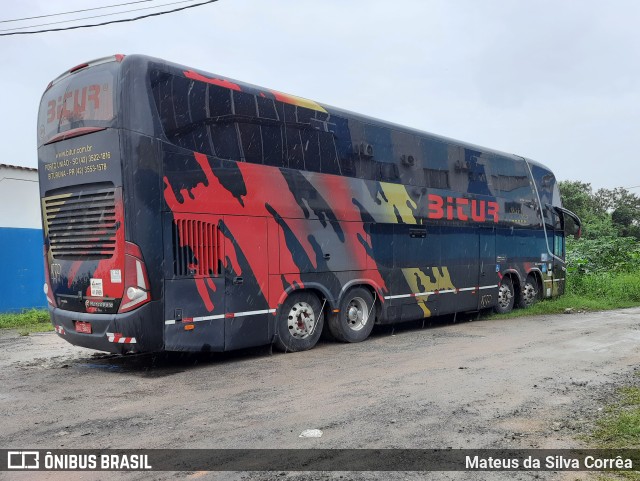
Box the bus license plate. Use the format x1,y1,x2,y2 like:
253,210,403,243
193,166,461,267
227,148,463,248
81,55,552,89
75,321,92,334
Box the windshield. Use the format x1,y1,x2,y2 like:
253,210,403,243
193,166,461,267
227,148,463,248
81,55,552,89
38,62,119,145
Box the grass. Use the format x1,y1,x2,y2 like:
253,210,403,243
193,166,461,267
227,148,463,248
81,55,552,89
591,387,640,449
489,270,640,319
570,271,640,304
489,293,640,320
581,386,640,481
0,308,52,335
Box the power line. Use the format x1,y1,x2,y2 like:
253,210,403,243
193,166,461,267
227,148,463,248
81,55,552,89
0,0,218,36
0,0,157,24
0,0,200,33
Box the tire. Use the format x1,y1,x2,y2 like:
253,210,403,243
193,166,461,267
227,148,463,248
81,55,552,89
493,277,515,314
518,275,540,309
328,287,376,343
273,291,324,352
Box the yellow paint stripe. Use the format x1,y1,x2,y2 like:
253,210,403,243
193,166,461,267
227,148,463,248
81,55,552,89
270,90,328,113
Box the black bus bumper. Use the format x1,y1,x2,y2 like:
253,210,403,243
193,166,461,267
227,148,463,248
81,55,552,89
48,301,164,354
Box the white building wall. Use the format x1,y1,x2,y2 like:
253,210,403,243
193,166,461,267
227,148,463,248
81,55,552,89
0,165,41,229
0,164,45,311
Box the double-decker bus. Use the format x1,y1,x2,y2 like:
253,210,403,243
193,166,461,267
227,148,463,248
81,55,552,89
38,54,580,354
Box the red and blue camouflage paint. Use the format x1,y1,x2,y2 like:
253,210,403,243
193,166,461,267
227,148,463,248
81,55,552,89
38,55,566,354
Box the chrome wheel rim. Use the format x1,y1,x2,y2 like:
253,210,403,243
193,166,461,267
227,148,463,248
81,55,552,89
345,296,368,331
522,282,537,305
497,284,512,309
287,301,316,339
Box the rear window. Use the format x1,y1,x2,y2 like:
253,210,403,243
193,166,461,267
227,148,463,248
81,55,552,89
38,62,118,145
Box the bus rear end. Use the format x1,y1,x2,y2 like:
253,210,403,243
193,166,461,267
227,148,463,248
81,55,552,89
38,56,160,353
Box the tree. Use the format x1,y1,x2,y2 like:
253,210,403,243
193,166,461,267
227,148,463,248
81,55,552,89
595,187,640,213
595,187,640,240
558,181,613,239
558,181,602,220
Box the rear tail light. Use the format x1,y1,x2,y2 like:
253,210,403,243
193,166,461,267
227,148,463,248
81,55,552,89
43,246,57,307
69,62,89,73
118,242,151,313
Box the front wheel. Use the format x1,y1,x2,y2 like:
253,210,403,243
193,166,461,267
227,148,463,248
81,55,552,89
518,275,540,308
328,287,376,343
273,292,324,352
493,277,515,314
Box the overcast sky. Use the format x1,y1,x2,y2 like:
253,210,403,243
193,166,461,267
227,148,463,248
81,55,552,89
3,0,639,190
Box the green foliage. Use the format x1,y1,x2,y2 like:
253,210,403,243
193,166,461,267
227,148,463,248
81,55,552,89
595,187,640,214
566,236,640,274
0,309,52,335
489,270,640,320
559,181,640,240
568,271,640,303
560,180,640,321
584,388,640,481
558,181,603,219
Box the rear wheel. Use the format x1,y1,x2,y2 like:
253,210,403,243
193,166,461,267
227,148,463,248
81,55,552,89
518,275,540,308
494,277,515,314
328,287,375,343
273,292,324,352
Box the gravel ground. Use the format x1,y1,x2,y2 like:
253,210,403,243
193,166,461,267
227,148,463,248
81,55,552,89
1,307,639,481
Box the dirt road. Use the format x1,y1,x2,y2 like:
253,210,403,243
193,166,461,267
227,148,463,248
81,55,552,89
1,308,639,480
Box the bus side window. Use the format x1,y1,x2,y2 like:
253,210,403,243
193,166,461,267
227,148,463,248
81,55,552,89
464,150,492,196
233,91,257,117
286,127,305,170
349,121,380,182
379,162,399,183
354,156,377,181
340,155,355,177
297,107,315,124
257,96,278,120
283,103,297,123
319,131,340,175
420,138,450,189
238,123,263,164
331,115,355,177
209,84,233,117
555,211,565,257
301,130,321,173
425,169,450,189
555,234,564,257
189,82,214,156
490,156,531,200
392,132,422,186
167,76,206,154
210,123,240,160
208,84,239,160
152,73,176,131
262,125,285,168
170,76,191,130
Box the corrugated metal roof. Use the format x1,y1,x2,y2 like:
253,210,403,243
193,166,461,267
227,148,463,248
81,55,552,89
0,163,37,172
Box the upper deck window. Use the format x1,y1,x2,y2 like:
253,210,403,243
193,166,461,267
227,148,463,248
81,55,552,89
38,62,118,145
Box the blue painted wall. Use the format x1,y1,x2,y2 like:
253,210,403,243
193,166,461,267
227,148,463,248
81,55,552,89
0,227,46,312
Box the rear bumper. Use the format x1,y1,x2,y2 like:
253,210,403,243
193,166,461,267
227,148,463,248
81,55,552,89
49,300,164,354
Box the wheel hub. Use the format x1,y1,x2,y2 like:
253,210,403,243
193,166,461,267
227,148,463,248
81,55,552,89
345,297,368,331
498,284,512,308
522,283,537,304
287,302,315,339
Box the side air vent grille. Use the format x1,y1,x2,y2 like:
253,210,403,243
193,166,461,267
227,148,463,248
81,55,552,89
44,188,117,260
172,218,220,277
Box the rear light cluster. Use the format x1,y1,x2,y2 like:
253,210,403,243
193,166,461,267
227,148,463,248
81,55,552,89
43,246,57,307
118,241,151,313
